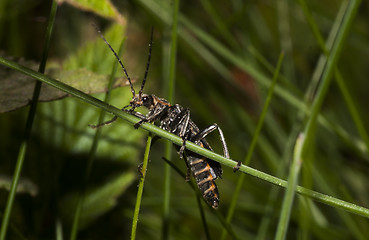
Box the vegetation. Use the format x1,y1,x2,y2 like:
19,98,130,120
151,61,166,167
0,0,368,239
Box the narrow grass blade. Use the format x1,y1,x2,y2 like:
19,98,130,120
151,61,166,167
199,0,239,50
0,1,57,239
221,52,284,240
297,0,366,238
162,158,239,240
1,56,369,219
69,31,126,240
162,0,179,239
277,0,295,83
298,0,369,158
302,0,360,148
131,134,153,240
56,218,63,240
274,133,304,240
136,0,368,158
194,194,211,240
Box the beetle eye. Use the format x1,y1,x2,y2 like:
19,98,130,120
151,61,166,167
141,95,152,108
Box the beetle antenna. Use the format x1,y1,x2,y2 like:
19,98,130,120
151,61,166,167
93,24,136,97
139,27,154,99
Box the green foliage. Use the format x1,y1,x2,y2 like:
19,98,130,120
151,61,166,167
1,0,369,239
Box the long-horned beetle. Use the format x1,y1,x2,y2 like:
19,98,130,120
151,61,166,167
90,28,230,209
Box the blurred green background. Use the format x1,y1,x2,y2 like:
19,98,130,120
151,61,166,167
1,0,369,239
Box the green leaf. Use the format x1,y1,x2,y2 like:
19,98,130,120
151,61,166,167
59,0,126,24
0,59,129,113
37,23,143,158
1,23,132,113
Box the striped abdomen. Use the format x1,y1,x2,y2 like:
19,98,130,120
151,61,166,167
187,154,220,209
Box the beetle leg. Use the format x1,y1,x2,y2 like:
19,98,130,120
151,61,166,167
169,108,191,158
192,123,231,160
88,116,118,129
178,131,191,158
133,105,169,128
182,155,192,181
89,104,144,129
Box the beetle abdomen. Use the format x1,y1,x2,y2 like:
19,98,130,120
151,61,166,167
187,154,220,209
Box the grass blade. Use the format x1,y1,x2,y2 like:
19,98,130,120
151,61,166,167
162,158,239,240
161,0,180,239
1,55,369,219
137,0,368,159
274,133,304,240
302,0,360,147
298,0,369,158
0,1,57,239
131,134,153,240
221,52,284,239
69,29,126,240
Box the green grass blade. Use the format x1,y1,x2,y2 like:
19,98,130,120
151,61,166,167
296,0,327,55
1,56,369,219
271,1,361,238
161,0,179,239
297,0,366,237
56,218,63,240
0,1,57,239
277,0,295,83
221,52,284,240
302,0,360,148
335,72,369,155
275,133,304,240
178,15,303,109
199,0,239,49
299,0,369,158
162,158,240,240
137,0,367,159
194,194,211,240
182,11,366,157
131,134,153,240
166,0,179,103
69,32,126,240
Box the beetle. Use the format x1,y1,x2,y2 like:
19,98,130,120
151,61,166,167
90,28,230,209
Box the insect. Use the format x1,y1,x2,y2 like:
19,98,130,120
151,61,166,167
90,28,230,209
